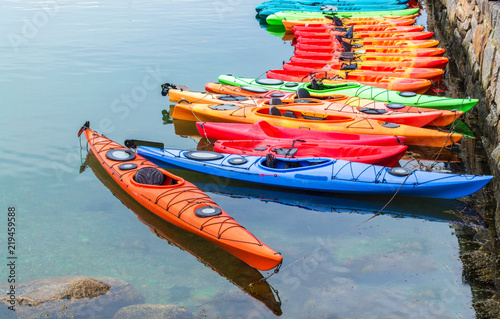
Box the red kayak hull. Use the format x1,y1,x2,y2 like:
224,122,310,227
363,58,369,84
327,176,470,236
196,120,406,146
214,139,407,167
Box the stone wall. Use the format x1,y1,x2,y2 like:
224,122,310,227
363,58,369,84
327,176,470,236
427,0,500,315
431,0,500,231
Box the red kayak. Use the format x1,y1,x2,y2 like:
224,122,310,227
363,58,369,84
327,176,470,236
291,25,426,33
295,40,440,50
266,69,433,94
294,32,436,43
294,47,447,57
196,120,406,146
289,54,449,69
280,62,444,81
214,139,407,167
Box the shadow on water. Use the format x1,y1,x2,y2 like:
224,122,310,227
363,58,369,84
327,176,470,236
85,152,283,316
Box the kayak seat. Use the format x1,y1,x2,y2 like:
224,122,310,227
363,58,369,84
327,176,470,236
269,98,283,105
284,162,299,169
296,88,312,98
265,153,277,168
269,106,282,116
273,148,298,157
283,111,297,118
134,167,165,186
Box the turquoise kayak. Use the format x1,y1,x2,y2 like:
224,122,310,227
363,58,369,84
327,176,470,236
136,147,493,199
258,4,409,19
266,8,420,25
217,75,478,112
256,0,411,11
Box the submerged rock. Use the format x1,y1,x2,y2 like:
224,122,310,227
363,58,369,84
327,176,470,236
113,304,192,319
474,298,500,319
0,276,143,318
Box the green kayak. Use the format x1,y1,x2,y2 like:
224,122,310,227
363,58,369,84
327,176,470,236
266,8,420,25
217,75,477,112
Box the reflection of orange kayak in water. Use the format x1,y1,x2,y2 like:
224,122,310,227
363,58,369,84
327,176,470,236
86,151,283,316
266,69,433,94
79,122,283,271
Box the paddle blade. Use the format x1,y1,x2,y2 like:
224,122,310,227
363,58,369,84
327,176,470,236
124,139,164,150
448,119,475,139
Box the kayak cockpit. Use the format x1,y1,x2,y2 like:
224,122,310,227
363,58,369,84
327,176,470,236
259,154,332,170
129,166,183,188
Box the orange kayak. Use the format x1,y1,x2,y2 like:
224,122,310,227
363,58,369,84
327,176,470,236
85,149,283,316
295,32,436,42
296,39,441,49
289,54,449,69
295,47,447,57
171,103,462,147
79,123,283,271
281,63,444,81
201,84,462,127
266,69,433,94
168,89,460,127
282,18,417,30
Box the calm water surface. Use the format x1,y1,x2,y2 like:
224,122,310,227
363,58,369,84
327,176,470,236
0,0,477,317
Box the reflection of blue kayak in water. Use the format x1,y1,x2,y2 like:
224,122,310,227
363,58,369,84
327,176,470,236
85,152,283,316
137,147,493,199
155,167,483,225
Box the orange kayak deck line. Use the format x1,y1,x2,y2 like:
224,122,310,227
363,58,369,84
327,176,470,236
81,125,283,271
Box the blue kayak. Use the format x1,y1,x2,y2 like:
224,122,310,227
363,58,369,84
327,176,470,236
258,4,409,18
256,0,411,12
136,147,493,199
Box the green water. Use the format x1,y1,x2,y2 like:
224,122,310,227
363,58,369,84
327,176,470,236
0,0,480,317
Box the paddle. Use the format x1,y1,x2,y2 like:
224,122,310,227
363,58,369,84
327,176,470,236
448,119,475,139
344,25,354,39
284,139,306,158
124,139,165,150
324,14,343,26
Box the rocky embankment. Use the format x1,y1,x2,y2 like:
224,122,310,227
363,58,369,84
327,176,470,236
427,0,500,317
